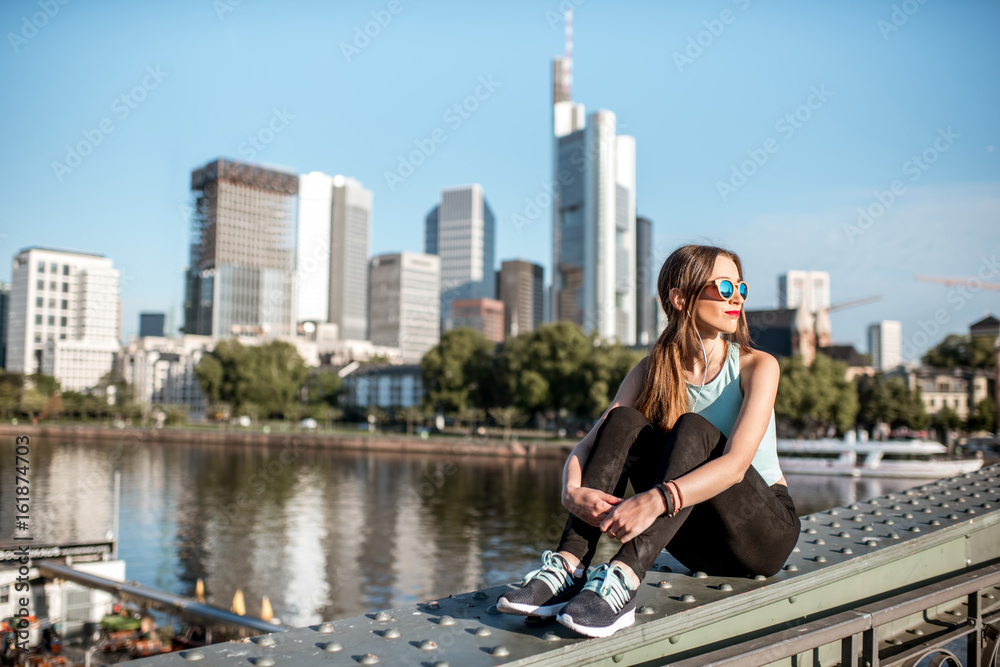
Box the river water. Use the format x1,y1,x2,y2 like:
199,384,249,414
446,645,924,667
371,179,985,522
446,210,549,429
2,437,930,628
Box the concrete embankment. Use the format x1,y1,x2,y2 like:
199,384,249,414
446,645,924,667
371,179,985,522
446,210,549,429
0,422,575,460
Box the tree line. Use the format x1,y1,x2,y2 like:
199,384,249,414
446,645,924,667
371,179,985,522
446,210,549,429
1,326,993,436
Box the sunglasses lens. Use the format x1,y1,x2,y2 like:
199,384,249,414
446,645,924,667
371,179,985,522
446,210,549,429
739,282,748,299
718,280,734,298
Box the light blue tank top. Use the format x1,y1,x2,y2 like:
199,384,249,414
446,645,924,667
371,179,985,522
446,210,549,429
685,342,783,486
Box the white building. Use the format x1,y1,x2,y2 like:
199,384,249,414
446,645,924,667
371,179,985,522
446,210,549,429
117,335,214,416
7,247,121,389
369,252,440,363
425,184,495,332
551,23,637,344
296,172,336,323
868,320,903,372
296,172,372,340
779,270,831,314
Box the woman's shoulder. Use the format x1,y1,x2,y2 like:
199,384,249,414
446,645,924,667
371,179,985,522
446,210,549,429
737,345,779,377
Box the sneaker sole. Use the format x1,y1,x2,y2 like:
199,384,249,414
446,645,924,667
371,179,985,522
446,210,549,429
496,597,568,618
556,608,636,638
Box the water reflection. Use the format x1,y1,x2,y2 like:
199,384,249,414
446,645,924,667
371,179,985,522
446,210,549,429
1,438,934,626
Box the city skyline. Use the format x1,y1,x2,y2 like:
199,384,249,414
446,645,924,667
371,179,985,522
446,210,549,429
1,1,998,359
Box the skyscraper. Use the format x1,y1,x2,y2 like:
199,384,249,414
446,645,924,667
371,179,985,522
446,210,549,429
636,216,654,346
369,252,440,362
139,312,166,338
0,282,9,369
330,175,372,341
424,184,495,331
778,270,831,314
7,247,121,389
551,10,637,344
868,320,902,371
296,171,336,323
498,259,544,338
184,158,298,338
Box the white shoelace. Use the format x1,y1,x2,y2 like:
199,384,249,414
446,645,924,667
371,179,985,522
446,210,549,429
523,550,573,594
583,564,632,611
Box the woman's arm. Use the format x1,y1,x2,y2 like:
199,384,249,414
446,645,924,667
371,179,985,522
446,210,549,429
668,348,779,506
561,356,650,526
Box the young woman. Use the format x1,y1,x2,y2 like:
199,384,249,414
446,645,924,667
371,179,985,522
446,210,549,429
497,244,800,638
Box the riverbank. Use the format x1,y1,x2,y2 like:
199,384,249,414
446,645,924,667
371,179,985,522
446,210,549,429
0,422,576,460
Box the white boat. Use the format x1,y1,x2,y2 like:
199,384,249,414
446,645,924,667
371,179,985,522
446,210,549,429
777,437,984,478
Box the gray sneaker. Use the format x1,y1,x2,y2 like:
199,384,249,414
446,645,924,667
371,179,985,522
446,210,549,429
497,551,585,618
556,563,637,637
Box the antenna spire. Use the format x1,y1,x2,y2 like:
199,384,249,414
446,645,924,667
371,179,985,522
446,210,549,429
564,8,573,99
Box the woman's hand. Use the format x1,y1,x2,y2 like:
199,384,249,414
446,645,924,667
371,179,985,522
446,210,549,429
563,486,621,527
599,489,665,543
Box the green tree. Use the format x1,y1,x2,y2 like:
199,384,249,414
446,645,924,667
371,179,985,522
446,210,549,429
935,406,963,431
398,405,426,435
0,372,22,418
194,339,308,417
967,397,996,433
488,405,527,442
856,373,927,431
923,334,995,369
20,388,46,420
420,328,495,415
775,354,858,437
306,371,342,407
28,373,60,396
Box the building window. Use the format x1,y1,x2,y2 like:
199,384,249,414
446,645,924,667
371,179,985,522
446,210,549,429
61,300,68,309
0,585,9,604
63,265,69,275
62,283,69,293
48,315,55,325
60,317,67,327
50,281,57,290
36,297,43,307
34,334,41,343
37,261,45,273
50,263,57,273
37,280,44,290
35,314,42,325
929,398,935,408
59,333,66,340
49,299,56,309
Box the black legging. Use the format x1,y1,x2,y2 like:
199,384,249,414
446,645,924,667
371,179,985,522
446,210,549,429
558,407,800,579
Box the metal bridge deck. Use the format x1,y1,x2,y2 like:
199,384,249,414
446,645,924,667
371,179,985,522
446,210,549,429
129,464,1000,666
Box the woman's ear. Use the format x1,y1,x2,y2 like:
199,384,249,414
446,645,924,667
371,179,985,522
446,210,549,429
668,288,685,313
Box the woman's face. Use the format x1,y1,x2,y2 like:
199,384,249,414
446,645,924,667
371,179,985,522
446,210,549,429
693,254,745,336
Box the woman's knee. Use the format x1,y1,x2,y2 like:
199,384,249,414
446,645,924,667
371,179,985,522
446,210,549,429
672,412,718,438
603,405,649,429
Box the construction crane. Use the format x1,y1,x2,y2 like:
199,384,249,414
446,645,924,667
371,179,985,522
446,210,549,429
827,295,882,313
915,275,1000,291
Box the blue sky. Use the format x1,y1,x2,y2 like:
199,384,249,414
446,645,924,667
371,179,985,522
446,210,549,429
1,0,998,360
